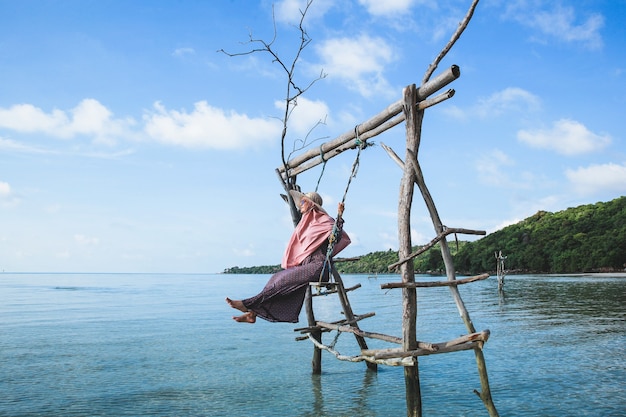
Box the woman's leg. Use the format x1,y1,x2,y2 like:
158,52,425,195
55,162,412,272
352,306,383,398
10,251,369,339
233,311,257,323
225,297,248,313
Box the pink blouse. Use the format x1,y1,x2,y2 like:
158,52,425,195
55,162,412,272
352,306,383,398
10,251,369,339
281,208,351,269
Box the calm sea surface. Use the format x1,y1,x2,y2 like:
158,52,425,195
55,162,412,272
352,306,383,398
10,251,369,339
1,272,624,417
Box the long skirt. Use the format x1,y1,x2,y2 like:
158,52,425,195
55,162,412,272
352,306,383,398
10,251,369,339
242,248,330,323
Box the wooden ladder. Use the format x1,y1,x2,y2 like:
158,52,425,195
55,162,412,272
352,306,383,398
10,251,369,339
295,263,377,372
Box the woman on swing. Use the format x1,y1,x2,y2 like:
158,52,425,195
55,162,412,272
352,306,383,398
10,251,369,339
226,190,351,323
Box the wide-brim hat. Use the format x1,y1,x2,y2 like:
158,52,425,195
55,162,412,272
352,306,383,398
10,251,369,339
289,190,324,212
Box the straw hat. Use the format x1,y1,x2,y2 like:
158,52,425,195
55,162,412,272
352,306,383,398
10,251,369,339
289,190,324,211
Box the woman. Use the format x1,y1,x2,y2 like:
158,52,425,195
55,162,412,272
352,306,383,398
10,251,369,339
226,190,351,323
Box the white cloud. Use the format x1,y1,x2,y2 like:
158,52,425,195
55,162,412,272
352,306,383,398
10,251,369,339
358,0,416,16
56,251,71,259
0,181,10,197
0,137,53,154
74,234,99,246
0,98,285,151
172,47,195,57
476,149,517,187
475,88,541,118
565,163,626,196
44,204,62,214
274,0,334,23
490,193,563,232
504,3,604,49
143,101,281,149
0,99,136,145
378,231,397,251
445,87,540,120
314,34,396,98
0,181,20,207
532,6,603,49
517,119,611,156
233,244,256,257
277,96,330,139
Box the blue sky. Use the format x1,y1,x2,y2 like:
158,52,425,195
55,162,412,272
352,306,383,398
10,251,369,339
1,0,624,273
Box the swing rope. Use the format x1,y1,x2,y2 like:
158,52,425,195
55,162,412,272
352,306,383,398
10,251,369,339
318,125,367,284
314,144,327,193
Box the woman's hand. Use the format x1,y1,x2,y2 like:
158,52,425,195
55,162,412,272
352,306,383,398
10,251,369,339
337,202,344,216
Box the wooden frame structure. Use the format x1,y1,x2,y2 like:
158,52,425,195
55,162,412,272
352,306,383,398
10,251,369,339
277,65,500,417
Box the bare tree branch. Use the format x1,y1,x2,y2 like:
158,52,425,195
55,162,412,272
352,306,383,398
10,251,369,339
219,0,325,188
422,0,480,84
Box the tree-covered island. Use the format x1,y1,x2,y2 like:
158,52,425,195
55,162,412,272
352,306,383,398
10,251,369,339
224,196,625,275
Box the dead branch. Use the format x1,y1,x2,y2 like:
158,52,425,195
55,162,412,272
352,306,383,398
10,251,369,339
423,0,480,84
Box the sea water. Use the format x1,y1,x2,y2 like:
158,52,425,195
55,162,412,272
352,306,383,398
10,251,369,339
1,272,624,416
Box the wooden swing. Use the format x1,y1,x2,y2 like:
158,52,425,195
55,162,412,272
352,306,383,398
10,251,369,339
276,65,499,417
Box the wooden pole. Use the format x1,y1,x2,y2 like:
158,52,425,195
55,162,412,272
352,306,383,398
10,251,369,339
304,286,322,374
405,148,499,417
283,88,456,179
381,273,489,289
277,66,460,179
330,266,378,371
400,84,422,417
388,227,486,271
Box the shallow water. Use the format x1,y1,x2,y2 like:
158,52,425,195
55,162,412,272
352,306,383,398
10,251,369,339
1,273,624,416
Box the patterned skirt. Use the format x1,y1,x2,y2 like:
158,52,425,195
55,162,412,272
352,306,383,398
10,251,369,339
242,248,330,323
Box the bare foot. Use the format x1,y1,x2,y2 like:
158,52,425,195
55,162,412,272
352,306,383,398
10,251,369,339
233,312,256,323
226,297,247,313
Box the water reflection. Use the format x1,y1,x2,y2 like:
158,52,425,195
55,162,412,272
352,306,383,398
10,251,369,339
301,274,626,416
304,368,379,417
2,273,624,417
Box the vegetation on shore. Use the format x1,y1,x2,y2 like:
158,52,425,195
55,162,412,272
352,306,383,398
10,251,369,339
224,196,626,275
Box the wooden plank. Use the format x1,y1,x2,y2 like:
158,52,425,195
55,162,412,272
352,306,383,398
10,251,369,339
388,227,486,271
316,320,402,344
381,273,489,289
304,285,322,373
362,330,490,359
281,89,456,179
310,282,361,296
277,66,460,178
330,266,378,371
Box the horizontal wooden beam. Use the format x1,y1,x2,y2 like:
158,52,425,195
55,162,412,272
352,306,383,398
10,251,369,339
316,320,401,344
388,227,486,271
362,330,490,359
380,273,489,289
277,66,460,178
303,330,490,366
281,89,456,179
310,283,361,297
294,312,375,334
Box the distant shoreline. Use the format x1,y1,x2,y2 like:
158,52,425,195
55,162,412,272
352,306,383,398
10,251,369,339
537,272,626,278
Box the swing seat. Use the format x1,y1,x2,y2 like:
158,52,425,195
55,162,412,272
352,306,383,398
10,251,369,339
309,281,362,297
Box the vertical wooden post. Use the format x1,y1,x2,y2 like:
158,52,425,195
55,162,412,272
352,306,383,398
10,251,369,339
305,286,322,374
331,266,377,371
405,140,500,417
400,84,422,417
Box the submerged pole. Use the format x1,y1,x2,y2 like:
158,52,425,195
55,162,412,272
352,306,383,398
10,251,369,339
400,84,422,417
304,286,322,374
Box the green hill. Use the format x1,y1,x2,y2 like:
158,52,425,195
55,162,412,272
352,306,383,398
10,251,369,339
455,196,626,274
224,196,626,275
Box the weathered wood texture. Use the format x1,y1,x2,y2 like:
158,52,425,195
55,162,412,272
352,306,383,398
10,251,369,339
276,66,459,180
388,227,486,271
400,84,422,417
304,286,322,374
381,273,489,289
362,330,490,359
330,266,377,371
280,1,499,414
406,147,499,416
304,330,490,366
